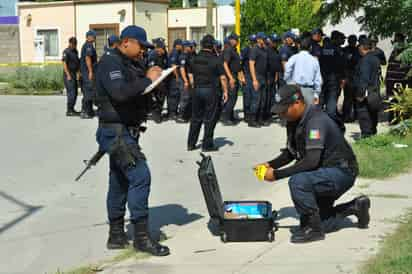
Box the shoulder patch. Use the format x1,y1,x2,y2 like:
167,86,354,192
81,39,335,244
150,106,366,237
309,129,321,140
109,70,122,80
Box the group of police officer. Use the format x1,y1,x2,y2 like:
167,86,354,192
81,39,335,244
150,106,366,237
63,23,398,253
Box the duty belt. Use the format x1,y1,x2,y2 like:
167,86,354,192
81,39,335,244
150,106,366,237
98,122,147,138
298,84,315,89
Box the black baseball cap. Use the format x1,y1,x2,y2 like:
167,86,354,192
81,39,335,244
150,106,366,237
311,28,324,36
271,85,303,114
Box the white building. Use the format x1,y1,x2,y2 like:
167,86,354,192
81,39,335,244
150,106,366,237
167,5,235,50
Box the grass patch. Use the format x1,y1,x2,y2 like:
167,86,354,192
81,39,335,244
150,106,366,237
360,210,412,274
353,133,412,178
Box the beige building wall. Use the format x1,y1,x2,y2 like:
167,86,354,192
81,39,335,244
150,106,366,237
18,2,75,63
168,8,217,39
75,1,133,41
135,1,168,41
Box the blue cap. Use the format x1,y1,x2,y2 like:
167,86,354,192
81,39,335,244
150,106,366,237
86,30,96,38
191,40,197,47
228,33,239,41
182,40,192,47
283,31,296,40
224,37,230,45
311,28,324,36
248,34,257,42
108,35,120,46
268,33,281,42
173,38,183,47
120,25,153,48
153,38,166,49
256,32,266,40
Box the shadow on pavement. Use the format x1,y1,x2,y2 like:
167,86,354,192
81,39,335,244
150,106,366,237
125,204,203,240
0,191,43,235
214,137,234,149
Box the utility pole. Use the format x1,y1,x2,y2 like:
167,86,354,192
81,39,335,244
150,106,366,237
206,0,214,35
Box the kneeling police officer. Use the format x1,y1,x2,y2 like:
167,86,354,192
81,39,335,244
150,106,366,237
95,25,169,256
256,85,370,243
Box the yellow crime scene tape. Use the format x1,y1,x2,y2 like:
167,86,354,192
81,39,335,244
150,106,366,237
254,165,268,181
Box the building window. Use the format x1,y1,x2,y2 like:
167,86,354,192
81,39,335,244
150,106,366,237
37,29,59,58
222,25,234,39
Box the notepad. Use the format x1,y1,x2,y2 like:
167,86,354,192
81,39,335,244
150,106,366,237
143,66,177,95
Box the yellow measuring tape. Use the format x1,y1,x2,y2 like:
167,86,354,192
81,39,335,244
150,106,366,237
254,165,268,181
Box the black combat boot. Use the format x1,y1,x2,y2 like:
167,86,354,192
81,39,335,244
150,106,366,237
335,195,371,229
291,215,310,234
133,218,170,256
291,213,325,243
66,108,80,117
107,218,129,249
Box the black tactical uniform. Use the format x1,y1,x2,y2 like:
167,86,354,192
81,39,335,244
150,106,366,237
270,85,369,243
353,50,381,138
62,40,80,115
95,26,169,257
147,40,169,123
80,32,98,118
342,37,362,122
187,35,226,152
319,34,346,120
249,37,268,126
266,40,282,122
177,43,192,122
221,43,241,124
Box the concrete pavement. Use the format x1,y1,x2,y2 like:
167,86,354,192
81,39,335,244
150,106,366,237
0,95,402,274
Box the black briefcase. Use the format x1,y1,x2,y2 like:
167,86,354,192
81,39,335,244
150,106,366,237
197,154,277,243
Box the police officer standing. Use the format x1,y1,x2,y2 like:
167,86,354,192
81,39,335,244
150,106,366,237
187,35,229,152
310,28,323,58
353,38,382,138
176,41,193,123
319,31,346,120
62,37,80,116
95,25,169,256
148,38,169,123
265,34,282,123
167,39,183,120
279,31,298,86
240,34,256,123
221,33,242,126
248,32,268,127
80,30,98,119
342,35,361,122
256,84,370,243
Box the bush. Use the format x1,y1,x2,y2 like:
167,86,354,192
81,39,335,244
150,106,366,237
10,64,63,91
385,87,412,122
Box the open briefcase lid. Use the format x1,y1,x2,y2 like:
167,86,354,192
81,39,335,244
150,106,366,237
197,153,225,220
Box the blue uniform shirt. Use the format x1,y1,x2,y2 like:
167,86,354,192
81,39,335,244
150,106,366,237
279,45,297,62
169,49,181,66
80,41,97,75
147,50,169,69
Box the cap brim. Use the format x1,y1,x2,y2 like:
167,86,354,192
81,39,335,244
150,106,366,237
271,103,289,114
140,40,154,49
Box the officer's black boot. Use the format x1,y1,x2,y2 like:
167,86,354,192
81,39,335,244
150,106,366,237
107,218,129,249
290,215,309,234
291,213,325,243
335,195,370,229
133,218,170,256
66,108,80,117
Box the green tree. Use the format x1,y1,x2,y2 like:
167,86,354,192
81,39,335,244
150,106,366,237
320,0,412,66
240,0,321,43
319,0,412,38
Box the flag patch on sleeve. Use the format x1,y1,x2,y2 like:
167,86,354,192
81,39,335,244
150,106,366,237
309,129,321,140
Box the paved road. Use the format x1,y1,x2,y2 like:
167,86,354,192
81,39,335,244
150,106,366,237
0,96,288,274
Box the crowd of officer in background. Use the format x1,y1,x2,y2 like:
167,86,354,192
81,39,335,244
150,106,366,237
62,27,411,143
